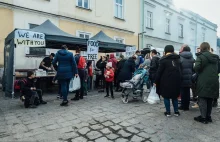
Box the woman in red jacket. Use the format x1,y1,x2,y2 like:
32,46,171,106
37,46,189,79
104,62,115,99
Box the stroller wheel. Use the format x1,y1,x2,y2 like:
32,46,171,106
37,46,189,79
142,93,148,103
121,95,129,104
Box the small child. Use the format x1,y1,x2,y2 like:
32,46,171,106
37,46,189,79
83,62,88,96
104,62,114,99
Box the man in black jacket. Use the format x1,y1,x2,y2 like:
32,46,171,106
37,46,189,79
149,49,160,86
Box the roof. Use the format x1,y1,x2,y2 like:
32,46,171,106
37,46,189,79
90,31,126,52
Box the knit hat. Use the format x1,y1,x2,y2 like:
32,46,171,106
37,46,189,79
106,62,112,68
164,45,174,54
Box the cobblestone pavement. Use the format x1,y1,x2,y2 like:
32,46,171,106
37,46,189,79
0,90,220,142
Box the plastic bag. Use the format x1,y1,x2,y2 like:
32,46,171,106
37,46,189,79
147,86,160,104
69,77,81,92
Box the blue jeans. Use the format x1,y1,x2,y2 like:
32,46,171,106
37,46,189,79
164,98,178,112
87,76,92,91
59,79,70,101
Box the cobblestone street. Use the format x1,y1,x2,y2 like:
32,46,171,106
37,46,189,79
0,90,220,142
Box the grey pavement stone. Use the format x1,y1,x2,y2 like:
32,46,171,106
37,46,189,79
119,121,132,127
100,128,112,134
126,127,139,134
143,128,157,134
59,126,75,134
87,119,98,125
102,121,114,126
86,131,102,140
115,138,129,142
94,117,108,123
95,137,109,142
27,123,42,130
106,133,119,140
130,135,145,142
138,132,150,139
90,124,104,130
118,130,132,137
112,118,123,124
58,121,72,128
46,124,60,130
71,136,87,142
110,125,122,131
78,127,91,135
74,122,90,129
61,131,79,139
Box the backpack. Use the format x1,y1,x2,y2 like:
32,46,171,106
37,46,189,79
14,79,27,92
77,56,86,69
139,56,144,65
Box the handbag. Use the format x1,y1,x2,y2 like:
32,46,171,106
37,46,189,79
192,73,198,83
147,86,160,104
69,76,81,92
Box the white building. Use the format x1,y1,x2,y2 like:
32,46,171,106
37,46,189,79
141,0,218,55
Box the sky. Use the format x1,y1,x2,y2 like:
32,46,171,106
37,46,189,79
173,0,220,37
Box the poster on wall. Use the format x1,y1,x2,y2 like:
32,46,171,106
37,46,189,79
87,40,99,60
126,46,136,57
14,30,45,47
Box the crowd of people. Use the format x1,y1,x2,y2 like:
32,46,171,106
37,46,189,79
22,42,219,124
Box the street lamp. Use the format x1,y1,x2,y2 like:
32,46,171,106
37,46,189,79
138,31,146,50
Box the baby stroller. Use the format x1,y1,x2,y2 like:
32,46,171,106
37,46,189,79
120,68,149,103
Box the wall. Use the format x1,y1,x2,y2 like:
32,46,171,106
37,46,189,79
59,0,140,35
13,10,59,69
0,7,13,66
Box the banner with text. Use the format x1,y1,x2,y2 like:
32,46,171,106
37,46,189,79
126,46,136,57
87,40,99,60
14,30,45,47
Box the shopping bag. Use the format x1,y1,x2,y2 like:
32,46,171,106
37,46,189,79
69,76,81,92
147,86,160,104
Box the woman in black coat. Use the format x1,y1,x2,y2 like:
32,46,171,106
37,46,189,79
155,45,181,117
118,56,136,82
116,55,127,91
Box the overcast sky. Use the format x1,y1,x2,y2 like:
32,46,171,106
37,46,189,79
173,0,220,37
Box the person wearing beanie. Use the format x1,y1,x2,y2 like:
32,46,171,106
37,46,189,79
155,45,181,117
104,62,115,99
149,49,160,86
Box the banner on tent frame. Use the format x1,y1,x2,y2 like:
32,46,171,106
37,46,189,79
126,46,136,57
87,40,99,60
14,30,45,47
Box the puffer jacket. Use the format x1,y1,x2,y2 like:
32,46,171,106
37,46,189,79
179,51,194,87
52,49,78,80
194,51,219,99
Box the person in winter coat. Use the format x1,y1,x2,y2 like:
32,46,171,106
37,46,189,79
135,50,144,69
194,42,219,124
104,62,115,99
98,56,108,92
115,54,127,92
52,45,78,106
179,45,195,111
108,54,117,70
149,49,160,86
118,56,136,82
155,45,181,117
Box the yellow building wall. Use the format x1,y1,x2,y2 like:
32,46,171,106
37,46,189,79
59,20,138,48
0,8,13,67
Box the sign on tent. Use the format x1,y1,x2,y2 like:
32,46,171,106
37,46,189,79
87,40,99,60
14,30,46,47
126,46,136,57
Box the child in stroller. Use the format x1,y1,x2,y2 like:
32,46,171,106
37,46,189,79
120,67,149,103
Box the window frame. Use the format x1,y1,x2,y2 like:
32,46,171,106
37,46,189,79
114,36,125,44
76,30,92,39
165,18,170,34
202,32,205,42
178,24,183,38
146,11,153,29
114,0,124,19
76,0,90,9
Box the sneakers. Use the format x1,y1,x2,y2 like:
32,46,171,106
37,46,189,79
164,112,171,117
178,106,189,111
174,112,180,117
104,95,109,98
60,101,68,106
206,116,213,123
57,95,60,99
192,103,199,108
111,96,115,99
71,97,79,101
29,105,37,108
40,100,47,104
194,116,208,124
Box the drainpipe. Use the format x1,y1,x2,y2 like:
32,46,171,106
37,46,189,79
141,0,145,50
195,14,198,55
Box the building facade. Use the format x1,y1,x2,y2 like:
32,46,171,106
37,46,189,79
217,38,220,56
0,0,140,68
141,0,218,55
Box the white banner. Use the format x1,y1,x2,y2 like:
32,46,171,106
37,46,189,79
126,46,136,57
14,30,45,47
87,40,99,60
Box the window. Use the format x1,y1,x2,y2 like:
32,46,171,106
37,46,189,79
76,0,90,9
114,36,125,44
165,19,170,33
178,24,183,37
147,11,153,28
115,0,124,19
76,31,92,39
202,33,205,42
29,23,39,29
191,28,195,43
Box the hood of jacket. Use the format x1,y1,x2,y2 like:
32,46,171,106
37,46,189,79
199,51,219,64
180,51,193,59
58,49,69,56
110,53,115,59
160,54,180,61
